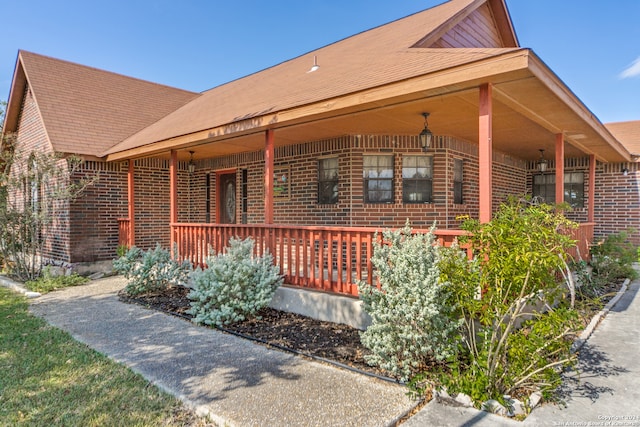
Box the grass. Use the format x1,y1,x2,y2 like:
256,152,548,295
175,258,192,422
0,288,213,426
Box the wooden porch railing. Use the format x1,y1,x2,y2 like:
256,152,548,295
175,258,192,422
171,223,471,297
566,222,595,261
115,221,594,297
118,218,132,248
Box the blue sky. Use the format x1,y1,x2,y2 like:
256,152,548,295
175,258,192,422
1,0,638,123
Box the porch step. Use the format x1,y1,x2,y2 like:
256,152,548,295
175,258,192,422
269,286,371,330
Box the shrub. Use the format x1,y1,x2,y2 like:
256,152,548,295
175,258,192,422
113,244,191,296
438,198,580,404
358,223,460,382
187,237,283,327
24,268,89,293
590,230,638,282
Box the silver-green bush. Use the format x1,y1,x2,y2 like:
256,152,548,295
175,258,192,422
114,244,191,296
358,223,460,382
187,237,283,327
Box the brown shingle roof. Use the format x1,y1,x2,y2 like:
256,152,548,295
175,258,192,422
17,51,198,157
106,0,516,155
606,121,640,155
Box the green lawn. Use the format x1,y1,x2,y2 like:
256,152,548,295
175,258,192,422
0,288,212,426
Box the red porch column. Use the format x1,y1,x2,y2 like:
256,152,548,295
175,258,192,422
264,129,274,224
169,150,178,247
478,83,493,223
588,154,596,223
555,133,565,205
127,159,135,247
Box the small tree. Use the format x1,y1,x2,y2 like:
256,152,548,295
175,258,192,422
358,223,460,382
439,197,582,404
0,146,96,280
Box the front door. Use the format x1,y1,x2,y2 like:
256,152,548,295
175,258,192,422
218,172,237,224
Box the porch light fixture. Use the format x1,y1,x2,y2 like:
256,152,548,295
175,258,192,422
419,112,433,151
537,149,548,172
188,151,195,174
622,167,629,176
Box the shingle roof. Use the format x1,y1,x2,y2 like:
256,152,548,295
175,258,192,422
106,0,517,155
16,51,199,157
606,121,640,155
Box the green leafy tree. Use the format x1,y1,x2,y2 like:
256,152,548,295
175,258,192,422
358,223,460,382
439,197,581,404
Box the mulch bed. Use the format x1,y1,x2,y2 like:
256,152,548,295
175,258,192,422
118,286,392,379
118,278,627,384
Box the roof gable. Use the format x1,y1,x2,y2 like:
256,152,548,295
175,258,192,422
4,51,199,157
412,0,517,48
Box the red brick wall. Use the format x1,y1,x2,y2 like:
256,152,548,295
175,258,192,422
186,135,526,230
594,163,640,245
8,85,72,262
526,159,640,246
69,161,128,262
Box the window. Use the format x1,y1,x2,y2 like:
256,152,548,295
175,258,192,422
363,155,394,203
318,157,339,204
533,174,554,203
453,158,464,204
532,172,584,208
564,172,584,208
402,155,433,203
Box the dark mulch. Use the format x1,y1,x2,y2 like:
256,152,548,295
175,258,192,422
118,278,627,384
119,286,392,379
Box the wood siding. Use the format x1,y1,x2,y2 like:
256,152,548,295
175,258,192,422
429,4,504,48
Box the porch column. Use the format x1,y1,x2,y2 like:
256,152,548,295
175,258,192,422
264,129,274,224
169,150,178,246
478,83,493,223
127,159,135,247
588,154,596,223
555,133,565,205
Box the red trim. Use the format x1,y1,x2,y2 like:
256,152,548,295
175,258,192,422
169,150,178,247
478,83,493,223
555,134,565,205
215,169,237,223
127,160,135,246
264,129,274,224
588,154,596,223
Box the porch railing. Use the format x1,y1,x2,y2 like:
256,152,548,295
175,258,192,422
116,221,594,297
566,222,595,261
171,223,471,297
118,218,132,248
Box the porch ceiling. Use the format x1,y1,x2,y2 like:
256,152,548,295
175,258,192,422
108,50,631,164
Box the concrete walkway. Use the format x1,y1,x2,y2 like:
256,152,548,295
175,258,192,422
19,274,640,426
27,277,416,427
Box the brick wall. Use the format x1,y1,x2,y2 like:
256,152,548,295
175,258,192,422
184,134,526,230
8,85,71,262
526,159,640,246
594,162,640,245
69,161,128,262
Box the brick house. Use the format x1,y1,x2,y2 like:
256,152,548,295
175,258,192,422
2,0,638,291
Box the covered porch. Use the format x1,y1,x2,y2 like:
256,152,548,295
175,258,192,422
111,50,628,297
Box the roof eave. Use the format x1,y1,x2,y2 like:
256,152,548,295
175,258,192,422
526,51,633,163
105,49,533,162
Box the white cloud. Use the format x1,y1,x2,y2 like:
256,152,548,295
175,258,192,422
620,56,640,79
